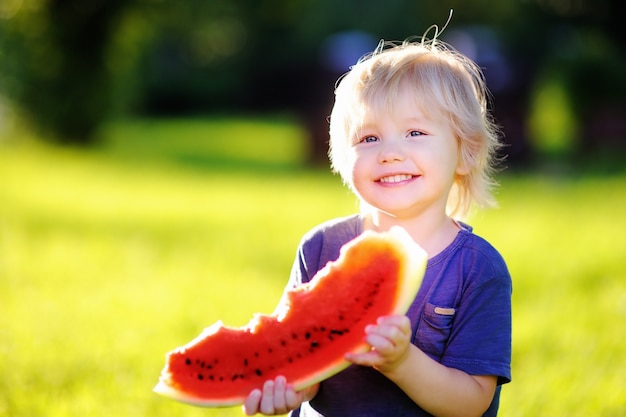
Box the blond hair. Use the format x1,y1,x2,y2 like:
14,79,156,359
328,37,502,218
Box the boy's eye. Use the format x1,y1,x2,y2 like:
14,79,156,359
408,130,425,137
360,135,379,143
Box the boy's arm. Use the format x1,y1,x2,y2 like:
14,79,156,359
384,346,496,417
347,315,497,417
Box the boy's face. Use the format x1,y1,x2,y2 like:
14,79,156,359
346,91,465,219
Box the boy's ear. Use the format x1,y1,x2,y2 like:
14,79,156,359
455,138,472,176
455,159,471,176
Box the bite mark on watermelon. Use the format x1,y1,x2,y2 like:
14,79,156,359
154,226,427,407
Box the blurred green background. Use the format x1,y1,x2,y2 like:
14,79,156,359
1,1,625,416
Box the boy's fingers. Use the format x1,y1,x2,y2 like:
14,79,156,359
366,332,396,353
285,383,302,409
272,376,288,413
259,380,276,414
378,314,411,330
242,389,262,416
345,349,382,367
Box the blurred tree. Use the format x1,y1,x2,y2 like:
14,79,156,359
1,0,130,144
505,0,626,160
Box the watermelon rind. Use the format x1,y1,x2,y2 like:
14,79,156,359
153,379,237,407
379,226,427,316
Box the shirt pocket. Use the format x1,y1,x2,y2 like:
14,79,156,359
415,303,456,360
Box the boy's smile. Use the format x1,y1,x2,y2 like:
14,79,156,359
376,173,420,185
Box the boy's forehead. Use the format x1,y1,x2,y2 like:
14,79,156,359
354,87,440,122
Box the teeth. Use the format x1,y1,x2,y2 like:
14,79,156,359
379,174,413,183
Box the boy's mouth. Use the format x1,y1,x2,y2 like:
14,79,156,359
377,174,416,184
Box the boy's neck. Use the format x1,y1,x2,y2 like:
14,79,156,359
362,210,460,259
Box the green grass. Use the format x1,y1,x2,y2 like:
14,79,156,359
1,117,624,416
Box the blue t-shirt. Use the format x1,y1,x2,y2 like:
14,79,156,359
288,215,512,417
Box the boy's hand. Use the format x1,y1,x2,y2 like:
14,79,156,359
243,376,309,416
345,315,412,373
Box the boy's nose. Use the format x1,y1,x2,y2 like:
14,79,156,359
378,140,406,163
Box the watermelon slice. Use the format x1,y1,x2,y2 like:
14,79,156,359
154,226,427,407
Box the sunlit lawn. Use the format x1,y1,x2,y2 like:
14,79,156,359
0,117,624,416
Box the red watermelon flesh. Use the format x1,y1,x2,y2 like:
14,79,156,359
154,226,427,407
